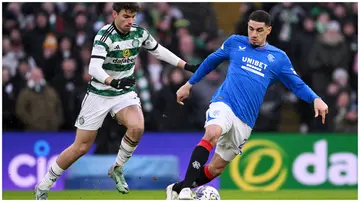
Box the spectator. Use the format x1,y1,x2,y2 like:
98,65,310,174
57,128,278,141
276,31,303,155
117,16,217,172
254,84,284,132
3,32,26,76
192,69,224,125
342,20,358,90
79,41,91,72
11,58,31,98
41,2,66,32
3,3,21,35
315,12,330,33
333,90,357,132
3,37,11,55
41,33,61,81
293,17,317,131
325,68,354,131
178,35,202,65
309,20,349,94
153,68,201,131
343,20,357,63
71,11,94,47
3,67,19,130
23,10,52,66
74,66,92,116
15,68,63,131
154,2,183,46
269,2,305,57
56,35,83,75
293,17,317,77
332,3,347,24
52,58,83,130
6,3,25,29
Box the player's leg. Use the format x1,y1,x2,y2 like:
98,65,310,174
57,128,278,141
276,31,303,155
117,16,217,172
173,131,233,199
180,124,221,187
167,125,221,200
181,153,229,199
177,128,248,200
196,156,226,186
191,139,238,188
169,102,233,199
190,114,252,190
35,92,109,200
108,92,143,194
36,129,97,188
178,115,251,199
114,105,144,167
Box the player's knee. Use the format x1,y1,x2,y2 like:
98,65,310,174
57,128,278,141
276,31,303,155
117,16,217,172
128,125,144,136
208,164,225,177
204,126,222,146
74,143,91,156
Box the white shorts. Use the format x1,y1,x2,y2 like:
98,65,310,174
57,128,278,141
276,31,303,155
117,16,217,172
204,102,252,162
75,91,141,130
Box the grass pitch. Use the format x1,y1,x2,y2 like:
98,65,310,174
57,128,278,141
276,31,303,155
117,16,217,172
2,189,358,200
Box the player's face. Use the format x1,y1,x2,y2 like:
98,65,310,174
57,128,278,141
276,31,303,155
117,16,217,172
113,9,136,33
248,20,272,46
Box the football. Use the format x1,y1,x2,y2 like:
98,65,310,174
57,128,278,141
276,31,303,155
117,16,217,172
195,185,220,200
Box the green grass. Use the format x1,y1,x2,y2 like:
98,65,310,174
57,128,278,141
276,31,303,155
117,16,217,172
3,189,358,200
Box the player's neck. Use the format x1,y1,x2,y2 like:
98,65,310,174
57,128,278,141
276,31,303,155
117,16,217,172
250,41,267,48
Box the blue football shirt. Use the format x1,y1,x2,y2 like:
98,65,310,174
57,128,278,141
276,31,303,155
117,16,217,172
189,35,319,128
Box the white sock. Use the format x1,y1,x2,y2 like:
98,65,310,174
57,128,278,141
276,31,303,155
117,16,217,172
38,162,64,190
116,134,138,167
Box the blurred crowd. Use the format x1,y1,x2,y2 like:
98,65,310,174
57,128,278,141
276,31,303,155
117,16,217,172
2,2,358,135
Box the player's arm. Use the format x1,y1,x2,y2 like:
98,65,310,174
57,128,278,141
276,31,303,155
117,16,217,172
88,41,112,84
277,54,329,123
142,30,198,73
176,36,232,105
89,35,134,89
186,35,232,87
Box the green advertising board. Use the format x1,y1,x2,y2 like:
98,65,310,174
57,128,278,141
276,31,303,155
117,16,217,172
221,134,358,190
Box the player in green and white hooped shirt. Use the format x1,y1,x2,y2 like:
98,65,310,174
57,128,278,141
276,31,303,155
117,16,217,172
35,3,200,199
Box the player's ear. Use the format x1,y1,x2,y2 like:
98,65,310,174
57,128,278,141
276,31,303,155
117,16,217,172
112,10,118,19
267,26,272,35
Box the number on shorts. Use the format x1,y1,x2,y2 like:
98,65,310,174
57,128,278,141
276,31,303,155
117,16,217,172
238,138,248,155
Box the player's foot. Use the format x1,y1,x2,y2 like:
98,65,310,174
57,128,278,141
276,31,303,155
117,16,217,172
108,164,129,194
34,185,48,200
178,188,195,200
166,183,179,200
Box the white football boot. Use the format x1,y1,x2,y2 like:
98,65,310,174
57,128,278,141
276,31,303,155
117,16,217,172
166,183,179,200
179,188,196,200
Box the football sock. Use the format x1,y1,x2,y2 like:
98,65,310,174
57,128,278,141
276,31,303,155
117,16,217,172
195,165,215,187
173,165,215,193
115,134,139,167
38,162,64,190
173,139,213,192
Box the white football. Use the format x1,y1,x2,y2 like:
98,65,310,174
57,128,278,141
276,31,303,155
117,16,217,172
195,185,220,200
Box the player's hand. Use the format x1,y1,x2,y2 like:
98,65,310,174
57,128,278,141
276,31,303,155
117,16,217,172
110,77,136,90
184,63,200,73
314,98,329,124
176,82,192,105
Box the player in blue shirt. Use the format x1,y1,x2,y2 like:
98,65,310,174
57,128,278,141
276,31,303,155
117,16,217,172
166,10,329,200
